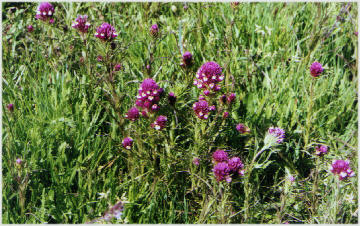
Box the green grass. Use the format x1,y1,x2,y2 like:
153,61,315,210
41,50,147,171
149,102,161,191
2,2,358,224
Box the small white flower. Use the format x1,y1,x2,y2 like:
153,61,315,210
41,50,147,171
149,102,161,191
42,11,46,15
155,125,161,130
48,11,52,16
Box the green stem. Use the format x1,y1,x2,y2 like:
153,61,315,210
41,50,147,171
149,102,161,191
304,78,315,150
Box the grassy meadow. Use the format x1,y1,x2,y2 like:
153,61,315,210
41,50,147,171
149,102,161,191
2,2,358,224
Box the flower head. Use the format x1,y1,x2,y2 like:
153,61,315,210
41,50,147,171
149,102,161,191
7,103,14,112
122,137,133,150
95,23,117,41
236,123,250,134
35,2,54,21
150,24,159,37
192,157,200,166
125,107,140,121
181,51,193,67
114,64,122,71
49,18,55,24
72,15,91,33
212,149,229,163
213,162,231,182
194,61,223,93
151,115,167,130
97,55,103,62
16,158,22,165
315,145,328,156
193,100,210,119
27,25,34,32
223,111,229,119
228,157,244,174
330,160,355,180
227,93,236,104
168,92,177,106
268,127,285,143
136,78,163,112
310,62,324,77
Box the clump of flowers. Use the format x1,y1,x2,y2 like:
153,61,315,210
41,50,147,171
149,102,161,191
95,23,118,41
236,123,250,134
212,151,245,182
330,160,355,180
212,149,229,163
122,137,133,150
150,24,159,37
267,127,286,144
151,115,167,130
315,145,328,156
213,162,232,182
193,100,210,119
35,2,54,21
193,61,224,95
125,107,140,121
135,78,163,113
223,111,229,119
72,15,91,33
228,157,245,175
227,93,236,104
310,62,324,77
181,51,193,67
16,158,23,165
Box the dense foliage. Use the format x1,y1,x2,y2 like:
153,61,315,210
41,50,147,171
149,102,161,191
2,2,358,223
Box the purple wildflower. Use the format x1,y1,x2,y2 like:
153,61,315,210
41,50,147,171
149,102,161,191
228,157,244,174
192,157,200,166
97,55,103,62
209,105,216,111
193,61,224,93
223,111,229,119
181,51,193,67
150,24,159,37
168,92,177,106
27,25,34,32
16,158,22,165
136,78,163,113
315,145,328,156
35,2,54,21
236,123,249,134
330,160,355,180
268,127,285,143
125,107,140,121
72,15,91,33
7,104,14,112
151,115,167,130
227,93,236,104
193,100,210,119
212,149,229,163
310,62,324,77
49,18,54,24
122,137,133,150
95,23,118,41
114,64,122,71
213,162,232,182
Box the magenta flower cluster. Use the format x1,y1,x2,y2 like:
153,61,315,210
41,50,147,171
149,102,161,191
268,127,285,143
150,24,159,37
212,150,244,182
330,160,355,180
151,115,167,130
125,107,140,121
72,15,91,33
315,145,328,156
310,62,324,77
135,78,163,113
35,2,54,21
236,123,250,134
95,23,118,41
193,100,210,119
122,137,133,150
181,51,193,67
193,61,224,95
